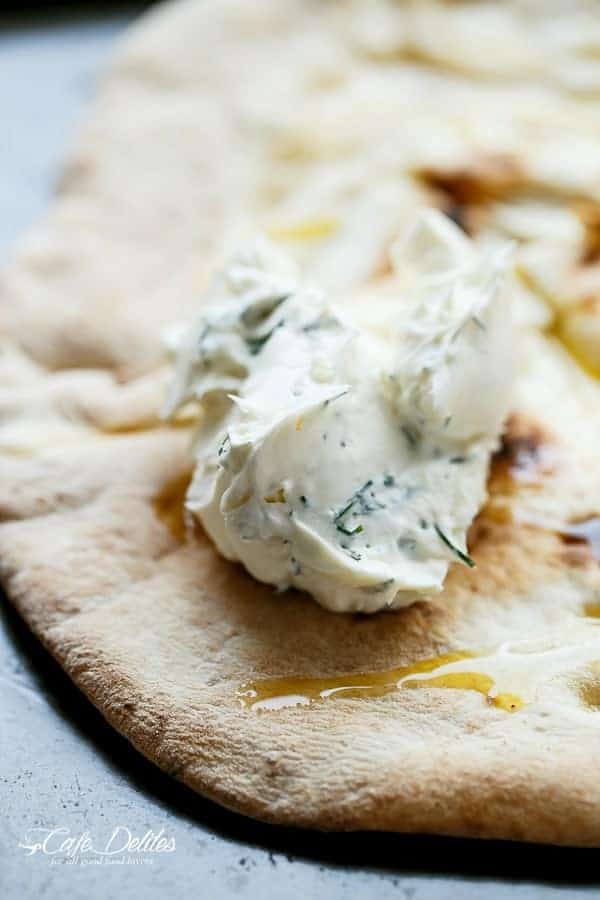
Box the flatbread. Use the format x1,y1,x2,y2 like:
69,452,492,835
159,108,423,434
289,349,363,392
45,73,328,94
2,0,600,845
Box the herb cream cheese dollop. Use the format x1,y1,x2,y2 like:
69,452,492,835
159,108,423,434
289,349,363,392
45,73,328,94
166,210,514,613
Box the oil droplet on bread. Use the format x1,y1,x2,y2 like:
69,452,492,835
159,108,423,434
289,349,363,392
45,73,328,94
403,672,523,712
238,651,523,713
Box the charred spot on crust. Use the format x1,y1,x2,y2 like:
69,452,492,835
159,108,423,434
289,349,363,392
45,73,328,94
417,171,475,236
574,201,600,265
560,542,594,568
559,516,600,564
473,415,597,569
418,153,523,204
467,499,521,559
417,153,523,236
467,517,493,546
444,202,471,235
472,414,560,545
488,413,559,494
419,168,484,207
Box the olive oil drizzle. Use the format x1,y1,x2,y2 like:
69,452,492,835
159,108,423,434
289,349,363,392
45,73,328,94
238,651,523,713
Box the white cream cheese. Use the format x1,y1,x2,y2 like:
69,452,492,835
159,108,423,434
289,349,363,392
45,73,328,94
166,210,514,613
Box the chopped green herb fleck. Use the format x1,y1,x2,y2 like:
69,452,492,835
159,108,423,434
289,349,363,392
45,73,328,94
333,479,375,527
397,536,417,552
217,434,231,457
301,313,339,333
434,524,475,568
198,322,212,346
336,523,364,537
323,389,348,408
335,499,356,522
245,318,285,355
383,473,395,487
450,455,468,464
240,294,289,327
341,545,362,561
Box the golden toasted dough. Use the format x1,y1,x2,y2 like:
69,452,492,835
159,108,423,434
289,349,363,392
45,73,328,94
2,0,600,844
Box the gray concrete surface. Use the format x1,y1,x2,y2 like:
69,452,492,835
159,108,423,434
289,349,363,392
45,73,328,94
1,7,599,899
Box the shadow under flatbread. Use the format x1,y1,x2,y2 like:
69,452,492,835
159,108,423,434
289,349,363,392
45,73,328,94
0,2,153,31
2,596,599,886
